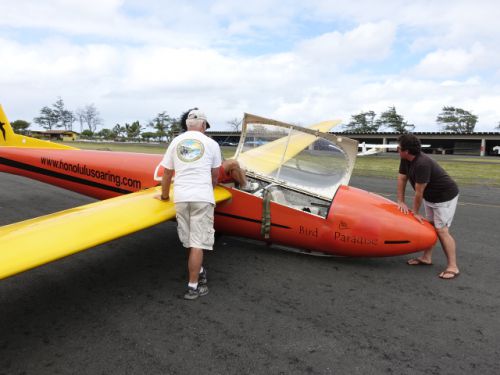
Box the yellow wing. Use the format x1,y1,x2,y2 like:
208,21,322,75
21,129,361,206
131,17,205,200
0,185,232,280
237,120,340,175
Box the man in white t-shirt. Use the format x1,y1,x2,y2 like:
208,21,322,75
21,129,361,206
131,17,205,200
179,107,258,192
158,109,222,300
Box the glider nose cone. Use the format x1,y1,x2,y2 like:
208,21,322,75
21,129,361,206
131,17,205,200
378,207,437,252
328,186,437,256
407,219,437,251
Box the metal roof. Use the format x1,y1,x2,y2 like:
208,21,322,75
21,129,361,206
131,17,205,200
30,130,79,135
206,130,500,136
336,131,500,136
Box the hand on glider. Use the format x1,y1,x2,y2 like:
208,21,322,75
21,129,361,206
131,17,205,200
413,213,425,224
397,202,410,214
155,194,169,201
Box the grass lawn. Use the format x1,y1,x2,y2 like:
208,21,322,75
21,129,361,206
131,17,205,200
354,154,500,187
59,141,500,187
58,141,167,154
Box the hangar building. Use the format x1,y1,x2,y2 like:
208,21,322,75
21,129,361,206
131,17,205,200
208,131,500,156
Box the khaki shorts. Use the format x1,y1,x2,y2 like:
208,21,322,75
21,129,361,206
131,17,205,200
175,202,215,250
423,195,459,229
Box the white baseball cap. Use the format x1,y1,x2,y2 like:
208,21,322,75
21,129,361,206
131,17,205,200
187,109,210,129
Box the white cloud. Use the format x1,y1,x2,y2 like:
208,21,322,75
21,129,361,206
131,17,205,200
0,38,118,88
296,22,396,66
0,0,211,46
412,45,489,78
1,0,500,132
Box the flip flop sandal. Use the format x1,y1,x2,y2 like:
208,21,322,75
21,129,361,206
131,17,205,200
407,258,433,266
439,270,460,280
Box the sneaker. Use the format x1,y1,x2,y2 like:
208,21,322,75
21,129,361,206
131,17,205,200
184,285,209,300
199,268,208,286
241,181,259,192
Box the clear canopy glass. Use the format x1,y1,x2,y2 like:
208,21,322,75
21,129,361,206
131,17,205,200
234,114,358,200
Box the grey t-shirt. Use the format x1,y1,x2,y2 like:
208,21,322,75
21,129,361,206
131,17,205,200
399,153,459,203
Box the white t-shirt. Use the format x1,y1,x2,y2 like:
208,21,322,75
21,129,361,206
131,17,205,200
160,131,222,204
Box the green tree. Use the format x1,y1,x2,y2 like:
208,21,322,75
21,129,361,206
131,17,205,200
96,128,114,140
52,97,74,130
149,112,169,141
34,98,74,130
62,110,75,131
125,121,142,139
148,111,180,142
112,123,125,139
436,106,477,132
81,129,94,138
168,116,181,140
11,120,30,134
141,131,157,142
344,111,379,132
376,106,414,133
34,106,58,130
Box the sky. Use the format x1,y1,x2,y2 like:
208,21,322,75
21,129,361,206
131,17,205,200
1,0,500,132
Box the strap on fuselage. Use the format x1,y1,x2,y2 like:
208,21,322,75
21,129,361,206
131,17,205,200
260,186,272,239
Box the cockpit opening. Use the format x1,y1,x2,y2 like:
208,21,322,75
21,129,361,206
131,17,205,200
232,113,358,201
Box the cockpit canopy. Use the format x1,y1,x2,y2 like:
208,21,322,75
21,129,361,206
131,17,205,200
232,113,358,201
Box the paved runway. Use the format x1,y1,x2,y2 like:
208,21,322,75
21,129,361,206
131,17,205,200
1,172,499,374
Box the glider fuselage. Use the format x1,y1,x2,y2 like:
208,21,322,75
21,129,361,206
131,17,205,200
0,146,437,257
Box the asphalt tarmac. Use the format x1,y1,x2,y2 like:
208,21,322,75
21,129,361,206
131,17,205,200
1,172,499,374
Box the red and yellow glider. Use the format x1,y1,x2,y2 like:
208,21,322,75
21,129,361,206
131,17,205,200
0,105,437,280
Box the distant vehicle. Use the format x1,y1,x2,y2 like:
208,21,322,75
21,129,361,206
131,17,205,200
493,146,500,155
245,140,266,146
357,142,430,156
220,141,238,146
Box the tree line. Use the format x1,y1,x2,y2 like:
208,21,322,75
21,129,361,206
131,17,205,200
343,105,488,133
11,97,184,142
8,98,500,140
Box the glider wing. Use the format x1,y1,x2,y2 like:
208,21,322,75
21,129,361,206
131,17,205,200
0,185,232,279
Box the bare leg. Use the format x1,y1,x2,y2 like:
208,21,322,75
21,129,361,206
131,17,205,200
188,248,203,284
408,221,434,264
436,226,459,278
407,248,433,265
230,167,247,186
222,159,248,187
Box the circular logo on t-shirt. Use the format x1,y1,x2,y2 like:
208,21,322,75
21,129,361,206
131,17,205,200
177,139,205,162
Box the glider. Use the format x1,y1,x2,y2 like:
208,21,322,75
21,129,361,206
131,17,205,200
0,106,437,280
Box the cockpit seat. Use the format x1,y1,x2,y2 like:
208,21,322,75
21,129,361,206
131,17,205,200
269,188,321,215
270,189,289,206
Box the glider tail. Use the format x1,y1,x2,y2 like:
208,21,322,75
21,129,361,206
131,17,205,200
0,105,16,145
0,104,76,149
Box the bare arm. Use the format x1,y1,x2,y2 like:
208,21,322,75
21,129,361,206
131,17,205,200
397,173,409,213
159,168,174,201
211,167,219,188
